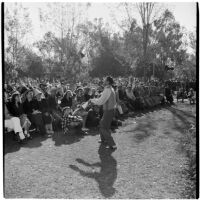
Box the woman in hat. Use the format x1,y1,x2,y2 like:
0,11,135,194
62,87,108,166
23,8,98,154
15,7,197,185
9,91,32,139
60,90,73,109
47,87,62,130
76,87,86,105
23,89,46,136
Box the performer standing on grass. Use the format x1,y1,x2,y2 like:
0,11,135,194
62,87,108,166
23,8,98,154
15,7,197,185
89,76,117,150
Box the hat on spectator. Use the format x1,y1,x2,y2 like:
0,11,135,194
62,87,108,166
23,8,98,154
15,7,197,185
77,87,84,92
20,86,29,94
11,90,20,96
22,87,33,96
11,91,20,102
64,90,73,97
33,88,42,97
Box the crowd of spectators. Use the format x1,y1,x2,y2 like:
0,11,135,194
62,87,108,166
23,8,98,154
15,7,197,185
4,76,196,144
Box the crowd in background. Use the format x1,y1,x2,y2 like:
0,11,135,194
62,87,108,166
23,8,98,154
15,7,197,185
4,76,196,144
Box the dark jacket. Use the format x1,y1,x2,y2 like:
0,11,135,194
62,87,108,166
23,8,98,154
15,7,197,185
34,98,49,113
118,89,126,100
9,102,24,117
47,96,58,111
23,99,38,115
84,94,92,101
60,96,73,108
85,109,100,128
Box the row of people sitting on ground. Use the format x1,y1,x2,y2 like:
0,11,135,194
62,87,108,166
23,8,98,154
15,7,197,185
4,78,174,144
176,87,196,104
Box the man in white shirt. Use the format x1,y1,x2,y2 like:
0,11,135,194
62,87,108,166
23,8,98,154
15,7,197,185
89,76,117,150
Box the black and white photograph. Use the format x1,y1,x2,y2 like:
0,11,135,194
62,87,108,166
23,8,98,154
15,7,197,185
2,1,197,199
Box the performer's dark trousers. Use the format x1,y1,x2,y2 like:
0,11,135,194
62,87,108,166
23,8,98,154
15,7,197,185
100,109,116,146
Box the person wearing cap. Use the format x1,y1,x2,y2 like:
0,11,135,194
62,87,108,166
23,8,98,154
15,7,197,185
89,76,117,150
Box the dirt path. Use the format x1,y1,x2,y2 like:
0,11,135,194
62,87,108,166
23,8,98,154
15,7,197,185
4,103,196,198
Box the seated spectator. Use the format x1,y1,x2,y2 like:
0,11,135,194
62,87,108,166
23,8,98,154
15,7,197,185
72,103,89,130
133,85,144,110
4,92,26,144
165,84,173,104
56,86,64,100
60,90,73,109
34,89,54,135
23,88,46,136
84,87,92,101
39,83,49,98
76,87,86,104
9,91,32,139
90,88,97,98
118,85,126,101
188,88,195,104
125,85,136,111
48,87,62,129
85,105,101,128
62,107,83,134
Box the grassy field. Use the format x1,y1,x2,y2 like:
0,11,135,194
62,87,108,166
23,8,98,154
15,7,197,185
4,102,196,198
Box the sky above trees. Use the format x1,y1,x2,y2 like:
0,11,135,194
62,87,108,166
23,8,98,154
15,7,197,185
5,2,196,45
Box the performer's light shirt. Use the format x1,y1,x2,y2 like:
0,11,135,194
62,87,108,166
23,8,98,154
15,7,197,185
91,86,111,106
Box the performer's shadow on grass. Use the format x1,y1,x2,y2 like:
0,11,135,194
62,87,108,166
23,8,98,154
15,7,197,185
69,144,117,198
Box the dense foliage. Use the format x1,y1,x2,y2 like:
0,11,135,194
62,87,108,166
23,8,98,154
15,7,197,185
4,3,196,82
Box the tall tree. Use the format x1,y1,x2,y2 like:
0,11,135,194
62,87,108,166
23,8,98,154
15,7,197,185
153,9,187,80
136,3,156,80
39,3,90,73
5,3,32,69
